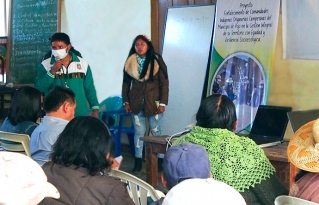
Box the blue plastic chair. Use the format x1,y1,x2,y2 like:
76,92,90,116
98,95,123,121
100,96,135,157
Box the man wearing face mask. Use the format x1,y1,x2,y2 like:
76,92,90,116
35,32,99,117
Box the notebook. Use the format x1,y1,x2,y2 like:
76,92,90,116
247,105,292,148
287,109,319,133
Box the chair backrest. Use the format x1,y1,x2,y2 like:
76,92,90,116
0,131,31,157
103,108,135,157
118,110,135,132
275,195,319,205
109,169,165,205
99,95,123,124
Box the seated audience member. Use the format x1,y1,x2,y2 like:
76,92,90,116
0,152,60,204
1,86,42,148
288,118,319,203
1,86,42,136
162,178,246,205
42,116,135,205
30,86,76,164
151,142,211,205
172,94,288,205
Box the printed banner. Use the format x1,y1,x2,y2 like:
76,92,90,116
207,0,280,132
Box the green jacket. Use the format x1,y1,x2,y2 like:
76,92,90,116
35,51,99,116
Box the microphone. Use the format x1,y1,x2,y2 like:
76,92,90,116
54,56,62,74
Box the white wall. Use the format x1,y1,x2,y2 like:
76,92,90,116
61,0,150,102
0,0,9,36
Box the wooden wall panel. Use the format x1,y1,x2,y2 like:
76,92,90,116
194,0,216,4
172,0,190,6
150,0,160,52
151,0,216,53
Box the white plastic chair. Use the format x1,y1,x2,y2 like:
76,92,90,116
275,195,319,205
0,131,31,157
109,169,165,205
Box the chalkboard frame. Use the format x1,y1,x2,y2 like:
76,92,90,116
6,0,61,85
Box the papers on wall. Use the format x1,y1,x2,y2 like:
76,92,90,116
282,0,319,60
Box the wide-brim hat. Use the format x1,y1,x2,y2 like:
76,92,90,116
0,152,60,204
162,178,246,205
287,119,319,172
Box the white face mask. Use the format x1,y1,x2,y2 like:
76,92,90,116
52,48,68,60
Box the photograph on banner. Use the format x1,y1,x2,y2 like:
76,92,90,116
207,0,280,132
0,46,6,60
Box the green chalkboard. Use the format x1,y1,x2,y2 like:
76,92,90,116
8,0,60,84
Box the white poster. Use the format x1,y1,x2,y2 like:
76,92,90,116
161,5,215,135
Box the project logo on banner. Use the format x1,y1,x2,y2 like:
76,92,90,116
207,0,280,132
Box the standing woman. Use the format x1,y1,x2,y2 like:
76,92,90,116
35,32,99,117
122,35,169,172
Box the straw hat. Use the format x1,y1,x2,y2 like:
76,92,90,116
287,118,319,172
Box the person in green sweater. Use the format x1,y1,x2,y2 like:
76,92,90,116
172,94,288,205
35,32,99,117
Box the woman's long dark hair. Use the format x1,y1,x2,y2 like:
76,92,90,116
50,116,114,176
196,94,237,131
42,32,82,61
8,86,42,126
127,35,168,81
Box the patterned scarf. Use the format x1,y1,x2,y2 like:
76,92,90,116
136,55,146,75
172,126,275,192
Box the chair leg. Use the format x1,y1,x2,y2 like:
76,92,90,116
112,130,121,157
127,133,135,157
